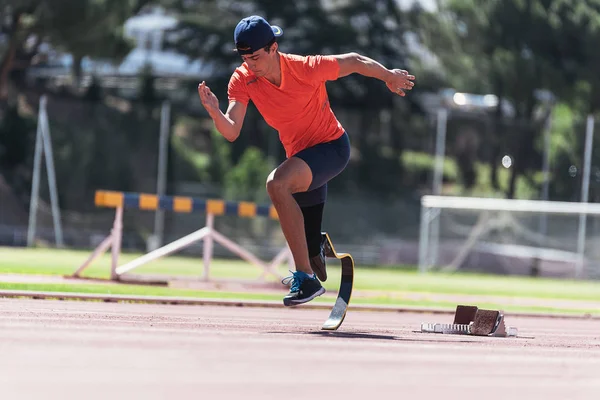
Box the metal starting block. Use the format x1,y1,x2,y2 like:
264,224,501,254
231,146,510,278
421,305,518,337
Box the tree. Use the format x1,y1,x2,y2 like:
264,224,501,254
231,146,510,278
413,0,600,199
0,0,152,101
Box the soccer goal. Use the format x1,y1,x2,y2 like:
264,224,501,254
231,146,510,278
418,195,600,279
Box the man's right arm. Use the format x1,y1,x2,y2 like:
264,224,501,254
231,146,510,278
209,101,247,142
198,81,247,142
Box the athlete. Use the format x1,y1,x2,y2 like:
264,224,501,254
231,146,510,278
198,15,415,306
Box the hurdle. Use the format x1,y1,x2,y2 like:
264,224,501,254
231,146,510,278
72,190,292,282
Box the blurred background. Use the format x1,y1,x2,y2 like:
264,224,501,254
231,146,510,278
3,0,600,280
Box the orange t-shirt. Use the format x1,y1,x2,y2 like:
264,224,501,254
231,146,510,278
227,53,345,158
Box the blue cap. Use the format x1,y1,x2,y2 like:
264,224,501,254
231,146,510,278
234,16,283,55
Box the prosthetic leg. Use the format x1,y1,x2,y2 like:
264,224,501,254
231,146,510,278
321,232,355,330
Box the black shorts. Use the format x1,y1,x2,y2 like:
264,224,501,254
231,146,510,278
292,132,350,207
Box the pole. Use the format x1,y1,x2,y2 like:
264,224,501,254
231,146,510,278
26,101,44,247
538,108,553,247
40,96,64,247
418,206,431,273
432,108,448,196
576,115,594,279
430,108,448,267
154,101,171,246
203,213,214,281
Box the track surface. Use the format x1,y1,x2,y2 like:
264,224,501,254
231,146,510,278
1,298,599,400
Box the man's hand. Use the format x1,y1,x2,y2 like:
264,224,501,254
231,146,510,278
334,54,416,97
198,81,220,116
385,69,415,97
196,81,247,142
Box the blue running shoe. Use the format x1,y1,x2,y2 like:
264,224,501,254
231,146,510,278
282,271,326,306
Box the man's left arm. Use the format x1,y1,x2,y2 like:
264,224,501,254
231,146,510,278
333,53,415,96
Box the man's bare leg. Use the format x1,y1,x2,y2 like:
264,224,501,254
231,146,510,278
266,157,313,275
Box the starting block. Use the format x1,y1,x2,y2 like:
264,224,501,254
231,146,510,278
420,305,518,337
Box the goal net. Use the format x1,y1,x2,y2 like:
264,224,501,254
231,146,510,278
418,195,600,279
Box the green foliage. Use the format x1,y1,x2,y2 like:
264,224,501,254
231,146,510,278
27,0,141,60
354,143,404,196
549,104,578,164
411,0,600,198
0,0,143,78
547,105,600,202
224,146,274,202
207,128,232,186
400,150,540,199
171,135,209,180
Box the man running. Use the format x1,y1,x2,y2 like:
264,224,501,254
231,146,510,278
198,15,415,306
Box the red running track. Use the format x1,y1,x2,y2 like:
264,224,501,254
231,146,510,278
1,298,599,400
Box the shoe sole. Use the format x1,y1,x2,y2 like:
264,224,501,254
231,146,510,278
283,287,326,306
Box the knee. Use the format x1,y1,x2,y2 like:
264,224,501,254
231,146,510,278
266,173,291,199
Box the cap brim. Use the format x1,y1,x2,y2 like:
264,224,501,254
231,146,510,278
271,25,283,37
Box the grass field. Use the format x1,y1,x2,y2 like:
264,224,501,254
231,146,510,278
1,246,599,316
